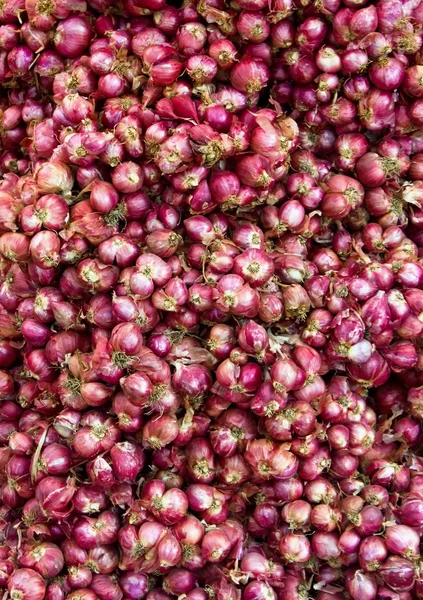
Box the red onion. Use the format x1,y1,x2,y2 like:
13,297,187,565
8,568,46,600
231,59,269,94
121,572,149,599
369,56,405,91
54,16,92,58
345,568,377,600
279,532,311,563
380,556,416,592
20,542,64,578
0,0,422,595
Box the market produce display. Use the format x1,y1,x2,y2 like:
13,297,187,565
1,0,423,598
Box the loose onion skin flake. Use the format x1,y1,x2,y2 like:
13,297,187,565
1,0,423,599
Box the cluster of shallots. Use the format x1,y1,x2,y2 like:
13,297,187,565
1,0,423,598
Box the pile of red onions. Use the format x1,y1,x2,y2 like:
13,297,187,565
1,0,423,598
